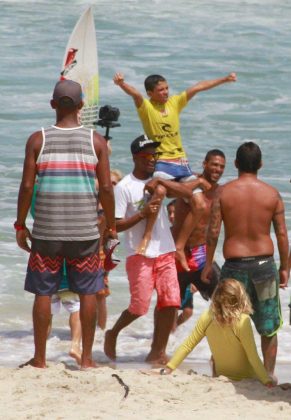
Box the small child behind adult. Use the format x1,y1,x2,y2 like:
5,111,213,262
96,169,123,330
167,199,196,329
48,286,82,365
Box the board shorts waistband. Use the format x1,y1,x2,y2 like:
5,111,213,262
225,255,273,263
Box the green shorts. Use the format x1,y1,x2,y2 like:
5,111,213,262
220,256,282,337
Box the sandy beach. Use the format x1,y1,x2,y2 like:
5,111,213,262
1,363,291,420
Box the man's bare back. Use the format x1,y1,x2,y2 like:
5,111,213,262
203,141,288,288
220,175,279,259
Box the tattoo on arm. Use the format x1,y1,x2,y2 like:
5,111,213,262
206,197,222,246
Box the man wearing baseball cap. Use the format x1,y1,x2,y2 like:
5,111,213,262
104,134,181,365
15,79,116,369
52,79,83,107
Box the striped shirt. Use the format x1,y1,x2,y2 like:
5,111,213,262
32,125,99,241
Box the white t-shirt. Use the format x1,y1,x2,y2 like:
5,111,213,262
115,173,175,258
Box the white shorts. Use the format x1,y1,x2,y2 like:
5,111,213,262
51,290,80,315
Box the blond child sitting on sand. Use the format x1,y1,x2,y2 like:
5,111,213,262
160,279,275,387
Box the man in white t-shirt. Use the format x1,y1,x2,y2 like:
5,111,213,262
104,135,181,365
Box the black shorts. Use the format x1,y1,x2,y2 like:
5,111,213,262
178,262,220,308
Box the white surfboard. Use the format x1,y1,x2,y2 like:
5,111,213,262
60,7,99,128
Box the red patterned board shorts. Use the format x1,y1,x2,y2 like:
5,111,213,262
25,238,104,296
126,252,181,316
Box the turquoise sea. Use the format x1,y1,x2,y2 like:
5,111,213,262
0,0,291,374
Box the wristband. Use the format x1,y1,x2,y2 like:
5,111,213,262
14,221,26,231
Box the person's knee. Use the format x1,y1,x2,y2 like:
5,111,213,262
155,184,167,200
261,334,278,345
128,304,148,317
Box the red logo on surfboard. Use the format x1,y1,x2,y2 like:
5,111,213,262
60,48,78,80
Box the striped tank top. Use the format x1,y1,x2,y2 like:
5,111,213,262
32,125,99,241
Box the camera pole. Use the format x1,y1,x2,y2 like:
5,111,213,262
95,105,121,141
104,126,111,141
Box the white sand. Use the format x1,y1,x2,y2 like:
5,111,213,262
1,363,291,420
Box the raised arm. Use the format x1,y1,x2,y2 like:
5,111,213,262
272,193,289,288
113,72,144,108
186,72,237,101
144,177,211,199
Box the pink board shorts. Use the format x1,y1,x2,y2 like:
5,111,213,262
126,252,181,316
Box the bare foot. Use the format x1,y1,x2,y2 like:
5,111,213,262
145,351,169,366
104,330,117,360
175,248,190,271
69,347,82,365
268,372,278,386
80,360,100,370
19,358,46,369
136,236,151,255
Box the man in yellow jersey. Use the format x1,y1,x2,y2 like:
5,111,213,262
113,72,236,271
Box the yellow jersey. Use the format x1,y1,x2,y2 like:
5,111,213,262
137,92,188,159
167,309,270,384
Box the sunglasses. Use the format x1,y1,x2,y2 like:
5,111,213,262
136,152,160,160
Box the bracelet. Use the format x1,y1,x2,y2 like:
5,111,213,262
14,221,26,231
160,368,167,375
107,228,117,234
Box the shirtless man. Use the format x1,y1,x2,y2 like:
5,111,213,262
202,142,289,380
172,149,225,326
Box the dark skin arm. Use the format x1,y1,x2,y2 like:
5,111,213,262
115,198,161,233
16,131,42,252
201,195,222,282
93,133,117,239
144,177,211,198
272,194,289,288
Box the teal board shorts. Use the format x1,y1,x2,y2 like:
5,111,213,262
220,256,282,337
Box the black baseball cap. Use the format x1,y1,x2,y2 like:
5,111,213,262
52,80,83,105
130,134,160,154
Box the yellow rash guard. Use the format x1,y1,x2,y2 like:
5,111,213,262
137,92,188,159
167,309,270,384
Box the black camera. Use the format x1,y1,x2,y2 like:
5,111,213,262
96,105,121,140
98,105,120,123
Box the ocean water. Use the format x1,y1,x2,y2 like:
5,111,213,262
1,0,291,373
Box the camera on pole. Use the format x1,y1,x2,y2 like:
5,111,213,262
95,105,120,141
